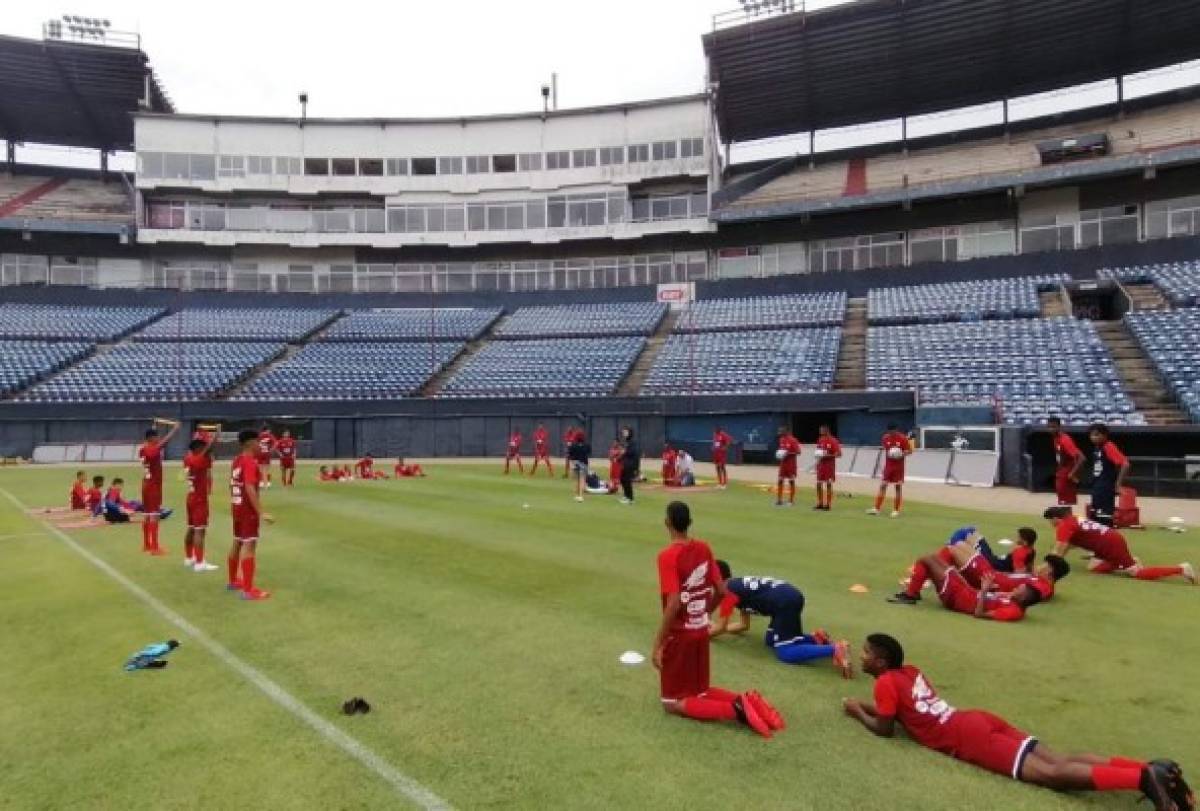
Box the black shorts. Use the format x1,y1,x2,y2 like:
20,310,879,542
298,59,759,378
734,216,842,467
104,511,130,524
1090,487,1116,524
765,597,806,647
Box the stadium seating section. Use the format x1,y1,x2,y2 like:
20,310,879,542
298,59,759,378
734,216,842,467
0,174,132,224
135,308,337,342
867,275,1066,325
321,308,501,342
0,340,93,397
0,303,163,340
1126,309,1200,422
20,342,283,402
440,337,644,398
1099,262,1200,307
493,302,666,338
868,317,1143,425
235,342,464,401
641,328,841,396
675,293,846,332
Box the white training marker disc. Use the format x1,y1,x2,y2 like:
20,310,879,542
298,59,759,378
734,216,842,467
619,650,645,666
998,538,1014,546
1168,517,1185,524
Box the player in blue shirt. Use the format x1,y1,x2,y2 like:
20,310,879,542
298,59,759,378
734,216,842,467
710,560,853,678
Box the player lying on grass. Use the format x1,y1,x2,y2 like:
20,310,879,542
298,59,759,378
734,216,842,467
888,537,1069,622
653,501,784,738
355,454,389,479
709,560,852,678
394,458,425,477
973,527,1037,574
318,465,346,482
894,527,1051,598
90,478,173,527
843,633,1194,810
1044,506,1196,584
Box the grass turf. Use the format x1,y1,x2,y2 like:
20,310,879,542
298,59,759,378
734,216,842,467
0,463,1196,810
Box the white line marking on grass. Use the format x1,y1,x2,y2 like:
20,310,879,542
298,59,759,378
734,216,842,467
0,532,47,541
0,488,453,811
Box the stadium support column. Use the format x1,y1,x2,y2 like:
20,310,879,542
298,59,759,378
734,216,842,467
5,140,13,169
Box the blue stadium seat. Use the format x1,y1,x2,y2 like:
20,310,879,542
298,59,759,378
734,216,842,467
440,337,644,397
135,308,337,342
494,302,666,339
321,308,501,342
1126,309,1200,422
1098,262,1200,307
0,303,163,340
867,275,1067,325
675,293,846,332
0,340,93,396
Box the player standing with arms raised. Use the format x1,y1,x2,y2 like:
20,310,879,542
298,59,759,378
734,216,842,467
139,418,179,556
504,428,524,474
868,423,911,517
256,424,276,489
1047,416,1084,505
813,424,842,511
275,429,297,486
228,429,274,601
774,426,801,507
183,428,219,572
711,425,733,489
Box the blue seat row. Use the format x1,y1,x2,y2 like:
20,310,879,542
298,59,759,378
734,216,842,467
867,275,1067,325
441,337,644,397
0,303,163,340
321,308,501,342
493,302,666,339
135,308,337,342
675,293,846,333
1127,308,1200,422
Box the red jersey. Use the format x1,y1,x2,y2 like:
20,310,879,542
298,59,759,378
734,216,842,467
230,453,262,520
815,436,841,463
276,437,296,463
184,451,213,501
712,430,733,461
657,537,720,638
874,665,961,753
355,458,374,477
138,440,163,486
1053,433,1083,474
1055,514,1119,555
70,481,87,509
508,433,522,451
533,428,548,450
882,432,909,460
105,487,129,510
1010,544,1034,573
86,486,103,512
257,431,275,458
777,435,801,459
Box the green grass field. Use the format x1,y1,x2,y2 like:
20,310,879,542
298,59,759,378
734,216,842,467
1,463,1196,810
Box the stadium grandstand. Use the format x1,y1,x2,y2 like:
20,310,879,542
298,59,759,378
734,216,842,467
1,0,1199,496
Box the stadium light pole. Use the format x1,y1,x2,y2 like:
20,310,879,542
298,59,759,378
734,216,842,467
298,92,308,121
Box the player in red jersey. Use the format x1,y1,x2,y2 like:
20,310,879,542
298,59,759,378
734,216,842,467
660,443,677,486
256,425,276,488
394,457,426,477
774,426,801,507
711,426,733,489
868,423,911,517
812,424,842,511
29,470,90,517
355,454,386,479
530,422,553,477
275,429,297,486
504,429,524,474
86,475,104,515
183,429,220,572
892,527,1062,601
228,429,274,600
139,418,179,556
845,633,1192,809
1045,506,1195,583
607,439,624,494
318,465,341,482
653,501,782,737
1047,416,1084,505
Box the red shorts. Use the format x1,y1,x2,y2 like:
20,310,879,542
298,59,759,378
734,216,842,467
778,459,797,480
141,482,162,512
881,462,905,484
815,461,836,483
535,446,549,459
960,554,1030,592
937,569,979,615
280,459,295,470
232,512,260,543
1091,535,1137,570
712,450,727,466
256,454,271,466
952,710,1038,779
1055,472,1078,505
659,632,710,700
186,495,209,529
506,449,521,459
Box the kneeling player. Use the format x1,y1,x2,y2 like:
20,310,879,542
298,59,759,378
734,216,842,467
1045,506,1195,583
844,634,1192,810
710,560,851,678
653,502,783,737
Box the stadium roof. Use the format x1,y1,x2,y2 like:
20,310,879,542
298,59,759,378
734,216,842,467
0,33,173,151
704,0,1200,144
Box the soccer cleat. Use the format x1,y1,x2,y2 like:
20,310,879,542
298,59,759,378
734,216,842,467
1141,762,1179,811
811,628,831,645
241,587,271,601
812,504,823,510
744,690,785,731
866,508,880,515
1150,760,1195,811
775,500,785,507
193,561,219,572
887,592,919,604
226,581,243,592
619,498,632,505
890,511,901,518
183,557,195,568
732,695,772,739
1181,562,1196,585
158,508,174,521
833,640,854,679
574,496,584,503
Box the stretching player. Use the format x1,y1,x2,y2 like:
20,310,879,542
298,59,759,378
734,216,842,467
530,422,553,477
1047,416,1084,505
712,425,732,489
139,419,179,555
868,423,910,517
813,424,842,511
653,502,782,737
29,470,90,516
183,431,220,572
256,424,276,488
710,560,851,677
1045,506,1195,583
844,634,1192,810
774,426,800,507
972,527,1038,574
394,457,425,477
504,429,524,474
276,429,297,486
228,429,274,600
101,478,172,524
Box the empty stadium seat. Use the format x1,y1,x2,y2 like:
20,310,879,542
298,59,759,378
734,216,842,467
321,308,501,342
0,303,163,340
0,340,92,396
867,275,1068,325
440,337,644,397
641,327,841,396
675,293,846,332
135,308,338,342
1126,309,1200,422
493,302,666,339
1098,261,1200,307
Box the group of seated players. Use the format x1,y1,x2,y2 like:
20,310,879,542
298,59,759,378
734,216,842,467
318,455,426,481
36,468,175,527
654,499,1195,810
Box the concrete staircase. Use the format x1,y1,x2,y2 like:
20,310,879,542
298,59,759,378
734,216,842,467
1039,288,1070,317
1123,281,1171,313
419,315,509,397
832,297,867,390
617,310,679,396
1092,320,1190,425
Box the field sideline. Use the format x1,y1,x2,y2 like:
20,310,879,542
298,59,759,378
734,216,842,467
1,462,1196,810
